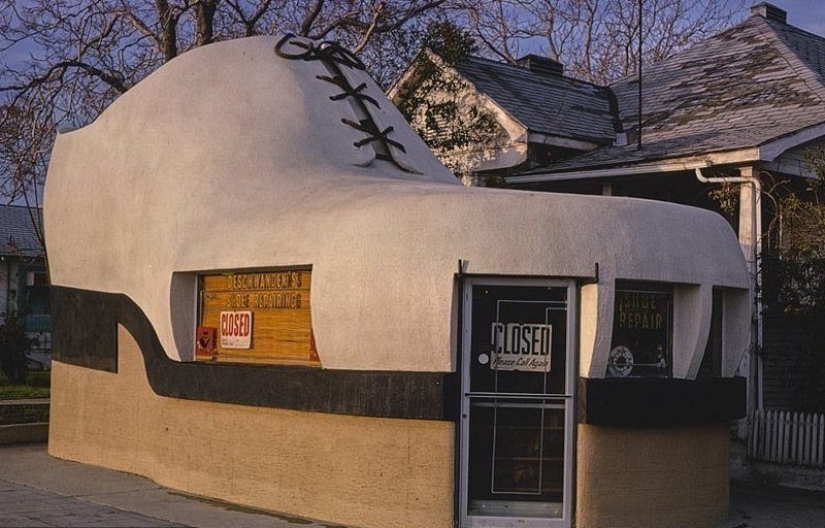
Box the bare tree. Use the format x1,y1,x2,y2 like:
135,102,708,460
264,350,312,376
0,0,744,243
0,0,447,252
452,0,745,84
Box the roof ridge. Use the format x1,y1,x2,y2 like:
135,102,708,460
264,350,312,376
463,54,609,91
0,204,42,210
754,16,825,109
609,14,773,88
770,15,825,43
460,55,617,141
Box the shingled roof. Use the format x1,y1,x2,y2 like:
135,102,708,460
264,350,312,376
518,5,825,175
0,205,44,258
455,55,616,144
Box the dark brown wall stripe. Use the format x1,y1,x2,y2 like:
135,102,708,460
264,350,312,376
52,287,744,426
577,376,746,426
51,286,458,421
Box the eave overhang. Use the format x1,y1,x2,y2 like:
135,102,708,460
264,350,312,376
507,122,825,184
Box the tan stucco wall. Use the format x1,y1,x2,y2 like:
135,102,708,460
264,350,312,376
48,325,455,528
576,423,729,528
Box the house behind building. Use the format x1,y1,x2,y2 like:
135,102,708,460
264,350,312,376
0,205,50,368
390,2,825,412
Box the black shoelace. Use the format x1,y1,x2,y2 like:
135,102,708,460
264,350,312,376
275,34,408,163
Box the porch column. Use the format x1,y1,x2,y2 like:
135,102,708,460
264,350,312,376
737,166,763,415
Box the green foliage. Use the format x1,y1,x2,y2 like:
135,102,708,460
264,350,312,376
0,370,50,402
0,312,36,384
709,153,825,411
421,21,478,65
761,151,825,412
763,154,825,315
782,153,825,412
708,182,738,218
0,370,49,423
396,21,505,179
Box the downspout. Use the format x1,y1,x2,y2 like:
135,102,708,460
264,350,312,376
5,257,10,320
454,259,466,528
695,167,763,413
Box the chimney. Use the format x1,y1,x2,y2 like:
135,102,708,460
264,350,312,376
516,54,564,76
750,2,787,24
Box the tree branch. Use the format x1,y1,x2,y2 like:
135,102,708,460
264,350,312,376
300,0,324,37
352,2,386,54
1,60,129,95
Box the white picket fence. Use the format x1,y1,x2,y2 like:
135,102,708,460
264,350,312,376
748,409,825,467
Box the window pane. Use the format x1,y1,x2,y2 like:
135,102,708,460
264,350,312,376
467,402,565,518
609,282,673,378
470,285,568,395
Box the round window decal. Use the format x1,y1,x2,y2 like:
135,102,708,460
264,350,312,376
608,345,634,377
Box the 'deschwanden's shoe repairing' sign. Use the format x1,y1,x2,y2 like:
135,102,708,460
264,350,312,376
197,267,319,366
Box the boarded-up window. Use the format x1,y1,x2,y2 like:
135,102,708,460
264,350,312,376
196,267,318,366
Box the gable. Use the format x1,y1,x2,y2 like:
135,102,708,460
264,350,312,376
389,52,527,175
456,56,616,145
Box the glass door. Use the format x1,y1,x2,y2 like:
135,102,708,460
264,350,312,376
459,279,575,528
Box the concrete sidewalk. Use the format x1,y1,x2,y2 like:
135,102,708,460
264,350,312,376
0,444,350,528
2,443,825,528
718,481,825,528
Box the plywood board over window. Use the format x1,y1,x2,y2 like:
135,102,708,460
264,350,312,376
197,267,319,366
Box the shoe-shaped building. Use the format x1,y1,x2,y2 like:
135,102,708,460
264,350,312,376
45,35,751,528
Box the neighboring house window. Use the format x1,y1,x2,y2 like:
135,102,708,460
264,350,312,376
26,271,48,287
20,266,51,335
608,281,673,378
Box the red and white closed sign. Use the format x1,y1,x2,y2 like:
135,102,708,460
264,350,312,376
220,311,253,349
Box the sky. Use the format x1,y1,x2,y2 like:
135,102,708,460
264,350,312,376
2,1,825,70
750,0,825,34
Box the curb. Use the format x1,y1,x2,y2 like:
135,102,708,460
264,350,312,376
0,422,49,444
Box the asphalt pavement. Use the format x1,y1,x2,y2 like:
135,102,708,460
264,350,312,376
1,443,824,528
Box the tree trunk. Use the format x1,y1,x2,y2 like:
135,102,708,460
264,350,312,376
197,0,219,47
156,0,179,62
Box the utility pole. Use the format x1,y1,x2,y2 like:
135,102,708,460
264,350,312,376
637,0,643,150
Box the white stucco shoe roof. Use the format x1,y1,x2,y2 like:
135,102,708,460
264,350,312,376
44,36,750,378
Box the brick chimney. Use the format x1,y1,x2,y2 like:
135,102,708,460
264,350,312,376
750,2,788,24
516,54,564,76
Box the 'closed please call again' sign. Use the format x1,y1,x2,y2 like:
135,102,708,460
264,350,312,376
220,311,252,349
490,322,552,372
